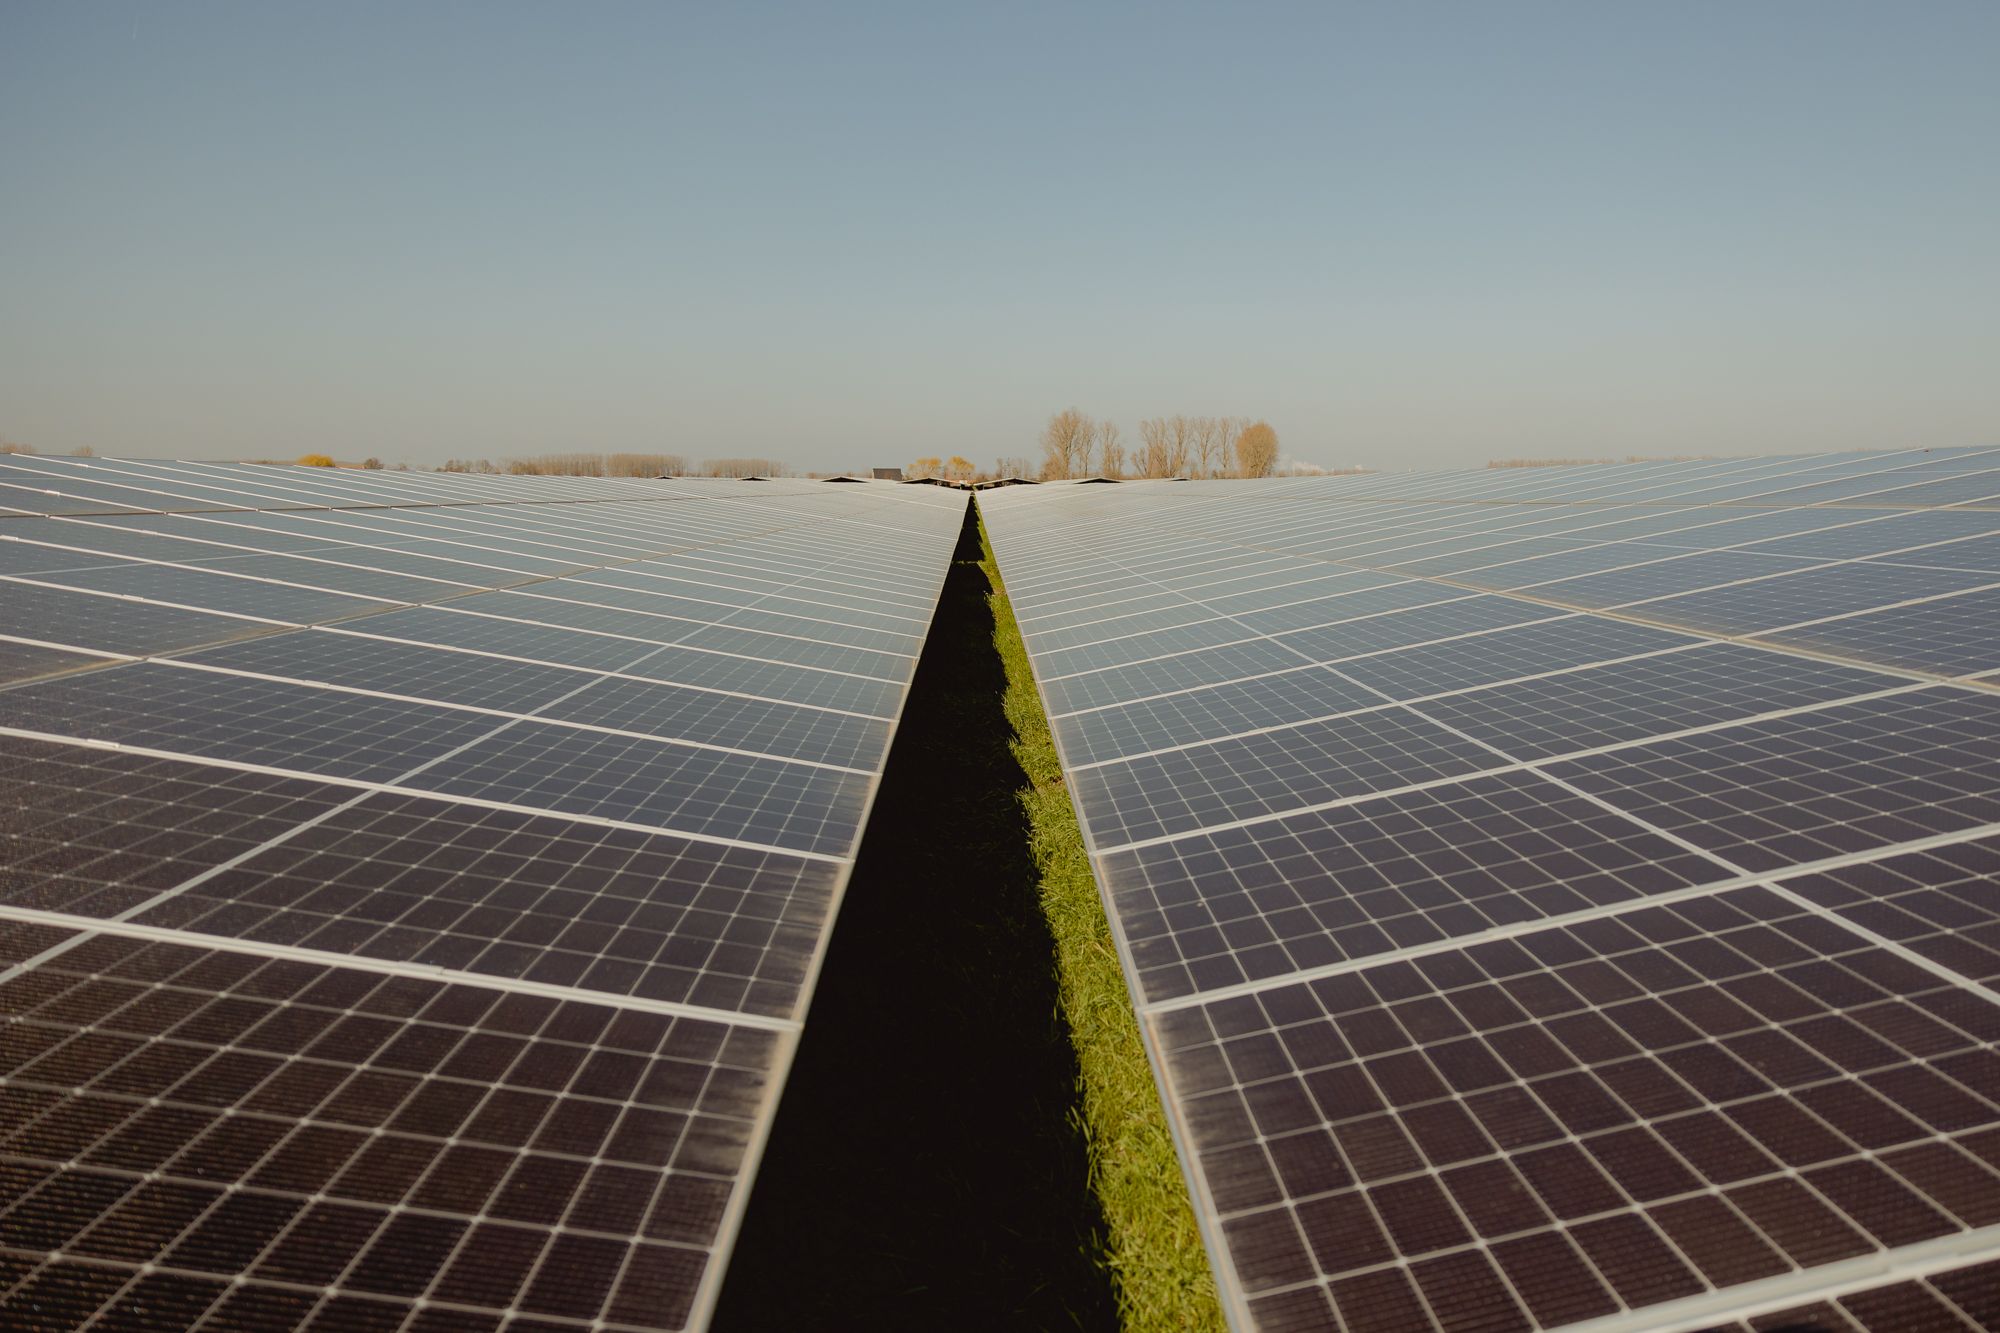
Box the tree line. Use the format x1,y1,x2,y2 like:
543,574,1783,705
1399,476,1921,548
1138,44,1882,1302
1035,411,1280,480
436,454,792,478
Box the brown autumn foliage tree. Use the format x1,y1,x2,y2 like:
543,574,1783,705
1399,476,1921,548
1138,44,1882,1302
297,454,336,467
908,456,941,479
1234,421,1279,478
944,455,974,480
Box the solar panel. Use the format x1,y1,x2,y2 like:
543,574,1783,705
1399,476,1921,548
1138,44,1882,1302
0,462,965,1329
980,445,2000,1332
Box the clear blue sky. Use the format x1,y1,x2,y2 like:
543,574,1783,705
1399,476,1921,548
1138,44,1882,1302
3,1,1995,472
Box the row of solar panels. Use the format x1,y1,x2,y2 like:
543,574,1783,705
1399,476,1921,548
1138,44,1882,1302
980,446,2000,1332
0,456,966,1330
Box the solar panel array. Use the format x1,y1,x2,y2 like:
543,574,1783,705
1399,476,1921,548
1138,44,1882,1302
980,447,2000,1333
0,455,964,1330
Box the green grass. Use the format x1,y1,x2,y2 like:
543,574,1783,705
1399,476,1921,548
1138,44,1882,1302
978,510,1227,1332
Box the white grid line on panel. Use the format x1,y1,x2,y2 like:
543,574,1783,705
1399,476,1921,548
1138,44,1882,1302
149,658,875,775
311,625,896,721
1034,594,1523,684
416,603,907,683
1085,680,1929,856
0,572,306,628
1166,902,2000,1331
0,904,797,1032
6,528,491,591
7,526,930,663
503,584,923,659
1135,813,2000,1017
1057,640,1914,771
0,632,130,662
1526,1224,2000,1333
0,725,848,863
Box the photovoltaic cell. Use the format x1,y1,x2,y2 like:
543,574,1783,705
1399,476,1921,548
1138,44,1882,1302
0,639,106,684
978,448,2000,1332
0,467,967,1329
1053,666,1389,766
1407,644,1908,761
1151,889,2000,1331
1330,615,1700,701
618,645,906,718
1524,551,1826,607
341,607,671,673
22,562,397,623
0,735,355,918
1272,595,1560,663
1043,637,1310,715
1870,534,2000,573
0,579,278,658
180,631,595,715
407,722,869,855
182,551,473,602
0,664,503,784
131,791,838,1019
1544,689,2000,873
1075,706,1506,849
1100,769,1734,1004
1779,835,2000,988
1761,585,2000,677
538,675,892,770
1626,561,1995,635
0,933,782,1331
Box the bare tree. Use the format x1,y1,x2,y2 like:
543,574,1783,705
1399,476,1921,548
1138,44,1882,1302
1204,417,1246,478
1137,418,1170,477
1096,421,1126,479
994,455,1035,480
1040,408,1095,480
1164,415,1196,477
702,457,792,477
1189,417,1213,478
70,445,94,458
495,452,688,477
1235,421,1279,478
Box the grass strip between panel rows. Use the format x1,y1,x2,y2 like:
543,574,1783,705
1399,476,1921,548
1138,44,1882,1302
978,509,1227,1332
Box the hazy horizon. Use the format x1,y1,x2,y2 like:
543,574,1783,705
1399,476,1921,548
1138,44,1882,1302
4,2,1996,473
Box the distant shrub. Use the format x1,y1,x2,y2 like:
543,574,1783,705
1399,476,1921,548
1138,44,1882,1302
500,452,690,477
701,457,792,477
297,454,336,467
